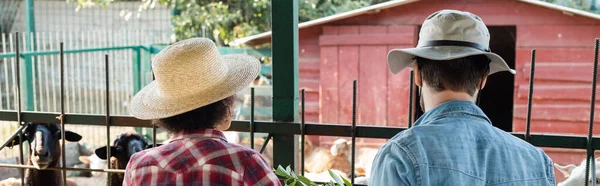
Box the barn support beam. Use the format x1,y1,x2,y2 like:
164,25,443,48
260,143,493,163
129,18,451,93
271,0,299,170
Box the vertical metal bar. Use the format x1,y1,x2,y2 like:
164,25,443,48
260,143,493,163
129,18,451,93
585,38,600,186
15,33,25,186
60,43,67,186
105,54,112,186
271,0,299,169
351,80,357,183
250,87,255,149
300,89,305,176
20,32,34,111
1,33,7,109
525,49,536,142
408,71,414,128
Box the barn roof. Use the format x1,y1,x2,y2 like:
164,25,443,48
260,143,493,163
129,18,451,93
229,0,600,46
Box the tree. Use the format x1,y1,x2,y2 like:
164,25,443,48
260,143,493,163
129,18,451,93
70,0,375,46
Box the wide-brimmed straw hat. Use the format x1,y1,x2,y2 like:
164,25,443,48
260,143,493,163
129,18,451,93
130,38,260,120
387,9,516,75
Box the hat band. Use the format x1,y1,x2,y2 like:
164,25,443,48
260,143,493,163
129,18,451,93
421,40,490,52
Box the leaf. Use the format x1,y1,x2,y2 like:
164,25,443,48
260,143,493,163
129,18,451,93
276,165,290,178
297,175,313,186
290,180,297,186
328,170,344,185
341,176,353,186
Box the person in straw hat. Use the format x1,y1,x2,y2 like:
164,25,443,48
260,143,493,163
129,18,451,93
122,38,281,186
370,10,555,185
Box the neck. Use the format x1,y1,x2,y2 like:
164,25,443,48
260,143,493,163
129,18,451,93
26,159,62,186
422,88,476,112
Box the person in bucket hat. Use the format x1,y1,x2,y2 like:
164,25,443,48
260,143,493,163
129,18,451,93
123,38,281,186
370,10,555,186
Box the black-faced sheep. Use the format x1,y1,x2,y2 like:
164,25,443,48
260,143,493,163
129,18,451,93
94,132,149,186
3,122,82,186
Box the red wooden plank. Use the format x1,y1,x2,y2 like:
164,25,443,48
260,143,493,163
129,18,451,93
358,45,388,126
319,34,415,46
516,48,596,64
513,119,600,135
516,85,600,102
338,46,359,125
338,26,359,35
513,104,600,123
333,1,600,26
299,27,322,45
388,26,416,45
387,45,413,127
320,46,339,123
517,25,600,47
387,26,416,35
300,58,321,73
322,26,338,35
299,78,319,92
300,43,321,58
359,26,387,34
522,62,594,83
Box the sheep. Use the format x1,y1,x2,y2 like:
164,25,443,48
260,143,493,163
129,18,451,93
304,139,351,174
3,122,82,186
555,157,600,186
64,142,94,177
78,154,107,177
329,139,380,185
94,131,149,186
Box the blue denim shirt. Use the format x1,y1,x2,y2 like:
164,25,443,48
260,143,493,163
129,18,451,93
370,100,555,186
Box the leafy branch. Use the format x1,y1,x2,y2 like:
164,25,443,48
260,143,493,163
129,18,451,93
275,165,352,186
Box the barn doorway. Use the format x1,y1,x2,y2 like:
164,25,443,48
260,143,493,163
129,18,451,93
413,26,516,132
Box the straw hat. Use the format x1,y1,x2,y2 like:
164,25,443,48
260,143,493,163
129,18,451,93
129,38,260,120
387,9,516,75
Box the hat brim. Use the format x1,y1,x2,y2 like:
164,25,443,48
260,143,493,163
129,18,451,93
387,46,516,75
129,54,260,120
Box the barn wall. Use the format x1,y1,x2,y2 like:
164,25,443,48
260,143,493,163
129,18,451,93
299,26,322,124
317,25,416,147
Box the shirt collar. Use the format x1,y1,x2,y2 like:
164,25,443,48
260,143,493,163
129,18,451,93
414,100,491,127
170,129,228,143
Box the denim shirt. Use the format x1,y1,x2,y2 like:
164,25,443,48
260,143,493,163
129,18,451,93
370,100,555,186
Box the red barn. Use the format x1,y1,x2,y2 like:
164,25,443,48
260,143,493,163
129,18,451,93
232,0,600,181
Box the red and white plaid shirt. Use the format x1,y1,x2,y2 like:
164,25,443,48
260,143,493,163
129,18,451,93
123,129,281,186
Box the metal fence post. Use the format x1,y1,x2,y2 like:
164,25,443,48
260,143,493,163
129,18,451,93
271,0,299,170
21,0,36,111
131,47,144,138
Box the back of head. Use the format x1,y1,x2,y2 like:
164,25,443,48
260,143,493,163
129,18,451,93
416,54,490,96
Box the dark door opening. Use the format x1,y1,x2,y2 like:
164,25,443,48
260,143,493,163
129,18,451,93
413,26,516,132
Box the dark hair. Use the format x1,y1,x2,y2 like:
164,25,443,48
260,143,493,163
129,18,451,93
153,96,236,133
416,55,490,96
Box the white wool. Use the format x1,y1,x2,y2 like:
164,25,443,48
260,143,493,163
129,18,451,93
555,158,600,186
89,154,107,177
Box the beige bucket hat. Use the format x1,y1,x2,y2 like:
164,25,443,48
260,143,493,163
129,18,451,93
130,38,260,120
387,9,516,75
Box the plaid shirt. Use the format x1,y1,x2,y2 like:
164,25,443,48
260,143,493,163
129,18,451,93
123,129,281,186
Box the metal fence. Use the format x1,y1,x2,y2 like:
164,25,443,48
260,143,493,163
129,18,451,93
0,1,599,186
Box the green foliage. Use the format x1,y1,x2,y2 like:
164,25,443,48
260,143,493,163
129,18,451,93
67,0,377,46
541,0,600,13
275,165,352,186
